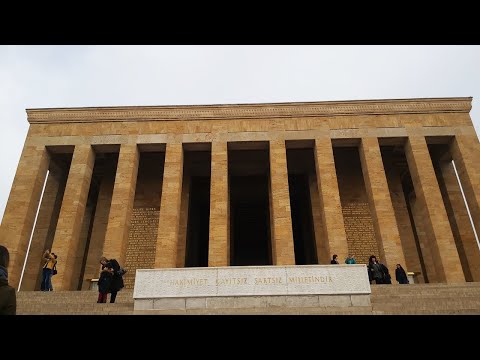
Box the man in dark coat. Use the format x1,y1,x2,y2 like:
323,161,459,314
0,245,16,315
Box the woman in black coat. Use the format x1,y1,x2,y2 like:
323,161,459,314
395,264,409,284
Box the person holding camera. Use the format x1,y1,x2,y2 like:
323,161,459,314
41,249,57,291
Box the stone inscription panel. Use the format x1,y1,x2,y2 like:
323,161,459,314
134,265,371,298
124,207,159,288
342,202,379,264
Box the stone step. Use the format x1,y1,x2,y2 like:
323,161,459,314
14,283,480,315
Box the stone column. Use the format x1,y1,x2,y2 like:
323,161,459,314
309,174,328,264
385,163,424,282
209,142,229,267
176,174,191,268
313,138,348,262
450,135,480,237
405,135,464,283
359,137,406,269
103,144,139,266
269,140,295,265
436,159,480,282
0,143,49,289
155,143,183,268
50,145,95,290
81,162,116,289
21,162,67,291
409,193,437,283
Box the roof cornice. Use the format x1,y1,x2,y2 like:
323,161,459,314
26,97,472,124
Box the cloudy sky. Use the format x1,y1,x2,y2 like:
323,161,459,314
1,45,480,221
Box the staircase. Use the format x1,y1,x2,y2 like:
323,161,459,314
16,283,480,315
16,289,134,315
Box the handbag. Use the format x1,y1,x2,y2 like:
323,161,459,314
52,263,58,275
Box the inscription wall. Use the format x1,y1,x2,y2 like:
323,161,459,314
134,265,371,298
342,202,378,264
124,207,159,288
335,147,379,264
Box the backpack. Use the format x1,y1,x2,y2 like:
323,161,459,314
116,267,127,277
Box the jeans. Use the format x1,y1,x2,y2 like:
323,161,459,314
41,268,52,291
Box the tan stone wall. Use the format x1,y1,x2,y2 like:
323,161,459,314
124,152,164,288
21,162,68,290
51,145,95,291
81,160,116,290
434,159,480,282
334,147,379,265
405,134,464,283
3,98,480,287
359,137,406,270
383,156,424,281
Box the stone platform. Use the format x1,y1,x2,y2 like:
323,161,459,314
133,265,371,311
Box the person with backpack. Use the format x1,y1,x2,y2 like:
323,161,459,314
41,249,57,291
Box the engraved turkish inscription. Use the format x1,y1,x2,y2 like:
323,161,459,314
124,207,159,288
342,202,379,264
134,265,371,298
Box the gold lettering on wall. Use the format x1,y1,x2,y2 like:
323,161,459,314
342,202,379,264
124,207,159,288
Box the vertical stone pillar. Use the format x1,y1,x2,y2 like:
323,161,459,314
313,138,348,262
359,137,406,269
309,174,328,264
436,159,480,282
81,162,116,289
269,140,295,265
0,143,49,289
409,193,437,282
103,144,139,266
405,136,464,283
385,163,424,281
50,145,95,290
450,135,480,237
21,162,67,290
209,142,229,267
176,174,191,268
155,143,183,268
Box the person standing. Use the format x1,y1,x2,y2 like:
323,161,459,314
41,249,57,291
367,255,384,284
330,254,339,264
99,256,124,303
97,257,113,303
395,264,409,284
0,245,16,315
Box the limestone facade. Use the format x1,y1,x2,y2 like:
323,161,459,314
1,97,479,290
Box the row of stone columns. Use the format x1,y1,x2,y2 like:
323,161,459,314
2,134,479,289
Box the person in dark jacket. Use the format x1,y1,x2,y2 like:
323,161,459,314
99,256,124,303
367,255,384,284
0,245,16,315
330,254,339,264
380,262,392,284
395,264,409,284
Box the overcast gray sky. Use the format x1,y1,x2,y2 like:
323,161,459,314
1,45,480,221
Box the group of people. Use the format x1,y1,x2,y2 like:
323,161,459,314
39,250,125,303
97,256,125,303
330,253,409,285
